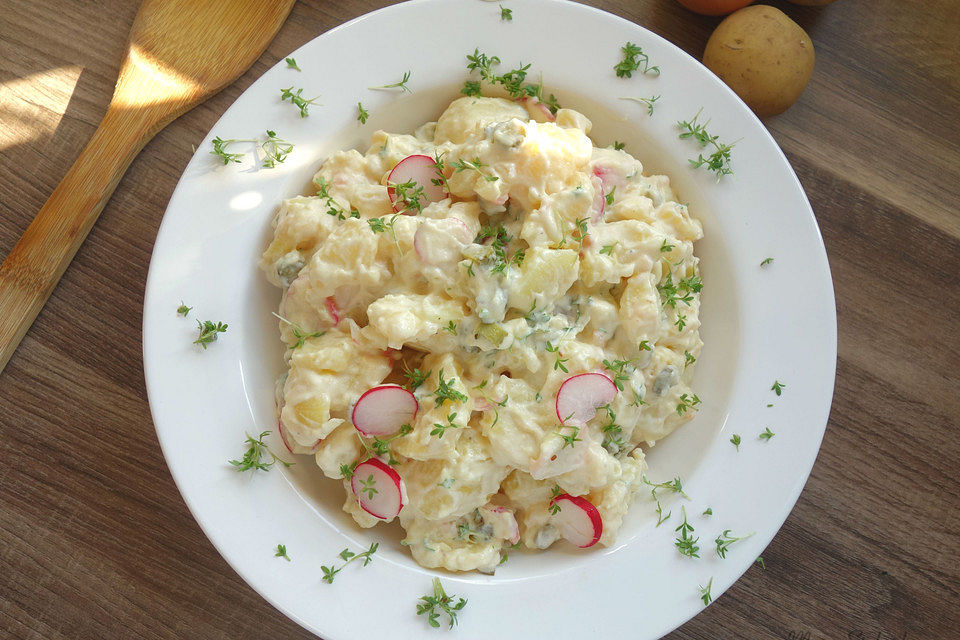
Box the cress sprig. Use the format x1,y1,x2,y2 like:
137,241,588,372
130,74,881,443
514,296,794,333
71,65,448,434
228,431,292,472
321,543,379,584
280,86,321,118
620,94,660,115
370,70,412,93
674,506,700,558
272,312,325,349
677,109,736,179
416,578,467,629
615,42,660,78
461,49,560,113
194,319,227,348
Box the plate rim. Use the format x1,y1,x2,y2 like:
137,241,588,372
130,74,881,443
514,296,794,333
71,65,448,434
142,0,838,638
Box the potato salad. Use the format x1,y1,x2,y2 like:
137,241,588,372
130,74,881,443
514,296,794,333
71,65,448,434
260,95,704,573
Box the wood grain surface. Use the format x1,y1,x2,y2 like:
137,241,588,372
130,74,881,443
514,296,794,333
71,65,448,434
1,1,957,639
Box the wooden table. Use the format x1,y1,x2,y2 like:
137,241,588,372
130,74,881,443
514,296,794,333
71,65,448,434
1,1,957,638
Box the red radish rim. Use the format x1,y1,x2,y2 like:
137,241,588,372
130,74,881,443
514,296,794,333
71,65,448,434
387,154,446,213
277,418,294,455
351,457,405,520
555,372,618,424
522,96,557,122
351,384,418,437
324,296,341,325
551,494,603,548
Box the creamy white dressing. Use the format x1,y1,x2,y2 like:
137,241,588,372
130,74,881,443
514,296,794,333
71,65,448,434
259,96,704,573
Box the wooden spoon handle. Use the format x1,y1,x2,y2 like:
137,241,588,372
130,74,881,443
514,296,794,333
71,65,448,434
0,106,154,372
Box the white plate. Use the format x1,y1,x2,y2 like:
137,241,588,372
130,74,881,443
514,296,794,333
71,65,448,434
143,0,836,637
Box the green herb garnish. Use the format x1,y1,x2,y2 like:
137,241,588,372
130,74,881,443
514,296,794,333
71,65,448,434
676,393,701,417
545,341,569,373
260,130,293,168
315,176,360,220
674,506,700,558
620,94,660,115
177,301,192,317
730,433,741,451
228,431,292,472
275,544,291,561
434,369,468,407
194,319,227,348
615,42,660,78
369,424,413,464
462,49,560,113
280,86,320,117
657,272,703,309
677,109,736,179
644,475,690,499
416,578,467,629
759,427,775,442
367,214,399,242
357,101,369,124
715,529,755,559
402,364,431,390
389,178,426,213
370,70,412,93
210,136,249,164
605,185,617,206
321,543,378,584
556,424,581,449
698,578,713,606
430,413,460,439
285,57,300,71
452,156,498,182
273,313,325,349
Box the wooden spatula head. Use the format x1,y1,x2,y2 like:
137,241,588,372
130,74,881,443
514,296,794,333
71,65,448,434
115,0,296,121
0,0,296,373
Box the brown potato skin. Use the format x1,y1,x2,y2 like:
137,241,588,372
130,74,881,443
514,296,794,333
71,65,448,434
702,5,815,117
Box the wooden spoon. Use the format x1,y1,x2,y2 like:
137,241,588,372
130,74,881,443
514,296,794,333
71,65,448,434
0,0,296,373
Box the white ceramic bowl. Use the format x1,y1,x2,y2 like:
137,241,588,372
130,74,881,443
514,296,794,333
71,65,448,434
143,0,836,638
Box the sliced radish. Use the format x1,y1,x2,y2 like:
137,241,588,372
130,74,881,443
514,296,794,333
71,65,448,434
351,458,406,520
521,96,556,122
551,494,603,548
278,417,321,454
473,397,493,412
351,384,418,437
387,154,446,213
413,217,472,264
555,372,617,424
325,296,341,325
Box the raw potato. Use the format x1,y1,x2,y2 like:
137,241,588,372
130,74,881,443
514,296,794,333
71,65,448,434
703,5,815,117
